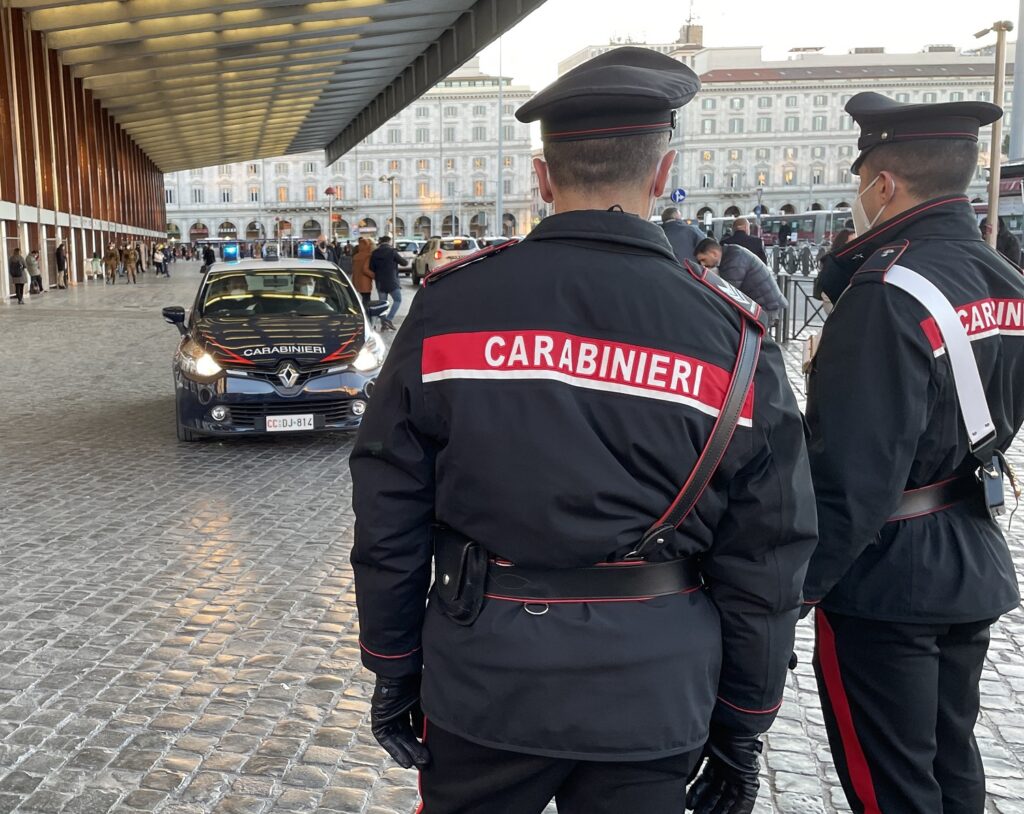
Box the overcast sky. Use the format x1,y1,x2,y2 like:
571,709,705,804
478,0,1020,92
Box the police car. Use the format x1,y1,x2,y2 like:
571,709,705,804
162,242,387,441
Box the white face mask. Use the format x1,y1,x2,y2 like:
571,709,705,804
300,284,315,296
851,174,889,236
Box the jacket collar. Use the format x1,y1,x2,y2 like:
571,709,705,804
831,195,978,273
526,209,679,264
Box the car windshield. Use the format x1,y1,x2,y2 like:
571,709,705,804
200,269,361,317
395,241,419,252
441,239,474,251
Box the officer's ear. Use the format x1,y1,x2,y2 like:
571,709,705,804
651,149,677,199
533,157,555,204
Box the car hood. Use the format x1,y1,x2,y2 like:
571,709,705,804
195,314,365,368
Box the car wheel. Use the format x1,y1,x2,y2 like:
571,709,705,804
175,401,201,442
411,268,420,286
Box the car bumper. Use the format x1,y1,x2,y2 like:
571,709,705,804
174,367,377,436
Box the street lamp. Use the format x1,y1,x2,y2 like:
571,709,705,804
379,175,397,237
976,20,1014,249
324,186,336,241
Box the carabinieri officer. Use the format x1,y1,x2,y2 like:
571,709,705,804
805,92,1024,814
351,47,817,814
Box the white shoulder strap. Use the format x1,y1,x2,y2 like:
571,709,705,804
884,265,995,449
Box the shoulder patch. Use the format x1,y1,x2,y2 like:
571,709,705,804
424,239,520,286
684,260,765,331
850,240,910,285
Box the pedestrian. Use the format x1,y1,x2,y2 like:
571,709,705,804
55,241,67,288
125,245,138,284
350,46,816,814
154,245,167,278
980,216,1022,267
830,227,854,254
660,205,706,264
368,235,406,330
26,249,43,294
336,242,354,277
694,238,788,320
804,92,1023,814
777,221,792,248
315,239,328,261
135,243,145,276
352,236,375,307
8,247,28,304
202,244,215,272
89,251,102,281
103,243,119,284
720,217,768,263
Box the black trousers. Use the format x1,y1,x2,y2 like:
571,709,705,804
416,720,701,814
813,609,994,814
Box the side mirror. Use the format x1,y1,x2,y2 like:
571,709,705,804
367,301,389,318
162,305,187,335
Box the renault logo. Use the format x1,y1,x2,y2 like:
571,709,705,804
277,363,300,388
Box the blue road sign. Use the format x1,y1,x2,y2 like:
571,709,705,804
670,188,687,203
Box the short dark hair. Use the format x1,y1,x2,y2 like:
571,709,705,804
378,235,391,243
695,237,720,255
861,139,978,200
661,206,680,222
544,132,669,192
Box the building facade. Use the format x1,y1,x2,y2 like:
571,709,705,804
165,59,534,244
556,30,1013,224
1,6,165,300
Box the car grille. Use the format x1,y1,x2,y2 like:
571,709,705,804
239,363,340,389
228,400,356,428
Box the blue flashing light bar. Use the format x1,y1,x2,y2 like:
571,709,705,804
297,241,315,259
222,242,240,261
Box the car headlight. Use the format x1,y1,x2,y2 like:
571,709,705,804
177,339,223,380
353,331,386,372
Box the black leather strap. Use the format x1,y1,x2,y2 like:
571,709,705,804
888,476,980,523
633,319,762,557
484,558,700,601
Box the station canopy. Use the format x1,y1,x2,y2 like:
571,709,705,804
14,0,545,171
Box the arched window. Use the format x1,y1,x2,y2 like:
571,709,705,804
469,212,488,238
389,216,406,237
502,212,517,237
724,205,741,218
334,219,350,238
218,221,237,239
276,219,292,237
810,202,824,211
780,204,796,215
189,222,209,241
414,215,431,237
245,221,263,239
358,217,378,235
442,215,460,235
302,219,321,239
166,224,182,240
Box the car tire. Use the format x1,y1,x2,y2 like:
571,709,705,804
411,269,420,286
175,402,201,442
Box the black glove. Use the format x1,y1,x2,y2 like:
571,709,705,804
686,728,762,814
370,675,430,769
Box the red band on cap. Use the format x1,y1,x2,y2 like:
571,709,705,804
545,120,673,139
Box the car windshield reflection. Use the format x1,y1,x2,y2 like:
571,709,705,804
200,270,361,317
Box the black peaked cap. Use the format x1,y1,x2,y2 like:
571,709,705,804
846,91,1002,173
516,46,700,142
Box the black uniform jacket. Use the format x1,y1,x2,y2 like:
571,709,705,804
804,196,1023,622
350,210,817,761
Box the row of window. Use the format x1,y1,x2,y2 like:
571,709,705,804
379,124,522,143
170,178,518,205
696,145,856,162
699,89,996,112
695,167,852,189
699,115,858,134
416,103,517,118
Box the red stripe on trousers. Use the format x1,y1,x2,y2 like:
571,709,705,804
413,717,428,814
817,610,883,814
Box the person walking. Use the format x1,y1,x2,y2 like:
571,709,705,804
804,93,1024,814
352,236,375,307
89,250,102,281
8,248,28,304
368,235,407,330
980,216,1022,267
54,241,68,288
336,242,354,277
125,245,138,284
660,206,706,264
350,47,816,814
103,243,119,284
720,217,768,263
201,244,216,272
154,245,167,277
694,237,788,321
26,249,43,295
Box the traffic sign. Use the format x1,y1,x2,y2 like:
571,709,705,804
670,188,687,203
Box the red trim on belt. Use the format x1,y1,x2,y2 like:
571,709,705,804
715,696,784,715
816,611,883,814
358,641,421,660
483,586,701,604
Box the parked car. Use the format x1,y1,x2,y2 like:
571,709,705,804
395,239,425,275
162,257,388,441
478,235,514,248
410,236,480,285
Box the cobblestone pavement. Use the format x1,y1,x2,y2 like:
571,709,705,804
0,266,1022,813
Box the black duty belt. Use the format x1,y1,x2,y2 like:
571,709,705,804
484,558,701,602
888,476,980,523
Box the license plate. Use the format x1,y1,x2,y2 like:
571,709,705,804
265,414,315,432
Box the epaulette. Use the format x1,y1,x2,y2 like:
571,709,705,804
683,260,765,331
424,239,521,285
850,240,910,286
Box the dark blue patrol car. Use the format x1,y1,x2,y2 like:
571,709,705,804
163,254,386,441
